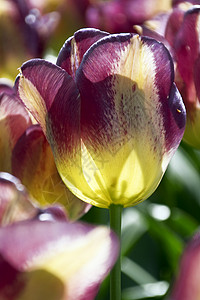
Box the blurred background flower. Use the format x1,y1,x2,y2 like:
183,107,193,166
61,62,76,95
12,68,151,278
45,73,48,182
169,231,200,300
0,0,60,80
69,0,172,33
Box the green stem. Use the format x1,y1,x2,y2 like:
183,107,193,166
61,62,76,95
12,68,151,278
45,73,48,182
109,204,123,300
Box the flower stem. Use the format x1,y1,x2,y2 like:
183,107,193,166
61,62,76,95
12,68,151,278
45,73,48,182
109,204,123,300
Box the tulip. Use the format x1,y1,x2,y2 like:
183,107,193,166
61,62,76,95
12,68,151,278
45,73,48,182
0,82,91,220
170,232,200,300
0,219,119,300
16,28,186,209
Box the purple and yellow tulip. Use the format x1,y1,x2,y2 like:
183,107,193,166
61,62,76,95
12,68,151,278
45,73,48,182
0,82,91,220
16,28,186,209
0,221,118,300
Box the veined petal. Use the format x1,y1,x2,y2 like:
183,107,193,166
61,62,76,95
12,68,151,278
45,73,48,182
0,172,37,226
12,125,91,220
0,91,31,172
0,220,119,300
56,28,109,79
75,33,186,207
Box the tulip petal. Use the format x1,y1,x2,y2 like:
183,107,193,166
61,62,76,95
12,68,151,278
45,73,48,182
75,33,186,207
12,124,91,220
57,28,109,78
16,59,110,207
0,220,119,300
174,7,200,104
0,92,31,172
0,172,37,226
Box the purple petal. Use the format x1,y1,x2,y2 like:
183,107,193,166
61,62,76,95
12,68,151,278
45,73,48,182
170,232,200,300
16,59,79,150
174,7,200,104
57,28,109,79
165,7,185,47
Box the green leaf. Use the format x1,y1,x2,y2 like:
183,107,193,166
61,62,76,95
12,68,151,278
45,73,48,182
122,281,169,300
122,256,157,285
